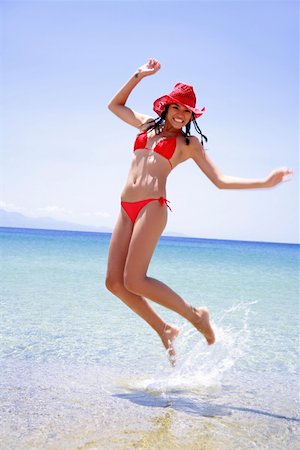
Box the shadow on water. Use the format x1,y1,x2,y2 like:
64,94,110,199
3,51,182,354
113,391,300,422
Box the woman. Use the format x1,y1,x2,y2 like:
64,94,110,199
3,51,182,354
105,58,292,365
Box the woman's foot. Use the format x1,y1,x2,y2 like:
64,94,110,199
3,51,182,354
160,323,180,366
191,307,215,345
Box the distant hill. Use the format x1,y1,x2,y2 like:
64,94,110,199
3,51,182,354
0,209,111,233
0,209,186,237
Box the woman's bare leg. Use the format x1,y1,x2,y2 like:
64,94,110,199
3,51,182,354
106,208,179,346
124,201,215,345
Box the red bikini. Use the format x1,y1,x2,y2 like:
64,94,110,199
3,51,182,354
121,197,172,223
133,131,179,169
121,131,177,224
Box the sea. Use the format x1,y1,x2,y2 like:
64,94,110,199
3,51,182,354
1,227,299,450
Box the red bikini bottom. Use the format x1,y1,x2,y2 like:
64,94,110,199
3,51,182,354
121,197,172,224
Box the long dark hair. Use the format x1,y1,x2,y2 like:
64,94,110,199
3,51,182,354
145,105,208,146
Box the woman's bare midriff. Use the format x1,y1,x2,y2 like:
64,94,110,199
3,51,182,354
121,151,171,201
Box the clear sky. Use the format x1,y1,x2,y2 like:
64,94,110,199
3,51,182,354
1,0,299,243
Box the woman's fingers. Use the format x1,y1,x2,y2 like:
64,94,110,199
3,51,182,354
137,59,161,76
267,167,293,187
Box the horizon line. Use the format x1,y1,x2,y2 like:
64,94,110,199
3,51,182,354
1,225,299,247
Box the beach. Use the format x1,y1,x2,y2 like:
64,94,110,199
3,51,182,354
1,227,299,449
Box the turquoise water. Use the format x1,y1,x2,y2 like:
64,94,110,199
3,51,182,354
1,227,299,449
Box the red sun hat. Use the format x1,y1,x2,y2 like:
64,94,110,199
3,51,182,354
153,82,205,119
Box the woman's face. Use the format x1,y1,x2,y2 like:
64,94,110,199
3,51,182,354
165,103,192,129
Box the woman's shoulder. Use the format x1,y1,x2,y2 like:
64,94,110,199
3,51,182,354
185,134,200,143
179,134,205,160
139,117,156,133
179,134,201,147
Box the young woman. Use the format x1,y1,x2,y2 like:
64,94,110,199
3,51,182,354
105,58,292,365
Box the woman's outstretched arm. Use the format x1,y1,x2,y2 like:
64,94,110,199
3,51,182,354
107,58,161,128
190,137,293,189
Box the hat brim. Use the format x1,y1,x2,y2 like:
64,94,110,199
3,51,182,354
153,94,205,119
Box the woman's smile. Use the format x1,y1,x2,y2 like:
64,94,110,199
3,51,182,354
167,103,192,128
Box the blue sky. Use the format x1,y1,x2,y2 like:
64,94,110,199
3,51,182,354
1,0,298,243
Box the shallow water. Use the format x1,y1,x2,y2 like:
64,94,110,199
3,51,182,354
1,228,299,449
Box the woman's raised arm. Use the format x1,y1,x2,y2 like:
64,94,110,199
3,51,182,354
107,59,161,129
190,137,293,189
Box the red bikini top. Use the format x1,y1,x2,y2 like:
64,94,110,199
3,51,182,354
133,131,181,169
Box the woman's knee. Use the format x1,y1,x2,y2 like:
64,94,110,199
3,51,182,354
105,273,124,295
123,271,144,294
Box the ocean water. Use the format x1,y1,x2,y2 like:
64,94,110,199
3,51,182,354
0,227,299,450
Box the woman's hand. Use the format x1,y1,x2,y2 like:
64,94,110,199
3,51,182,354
264,167,293,188
135,59,161,78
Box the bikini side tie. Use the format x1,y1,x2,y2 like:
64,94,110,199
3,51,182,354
158,197,172,212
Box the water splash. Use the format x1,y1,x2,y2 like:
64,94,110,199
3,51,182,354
133,301,256,395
